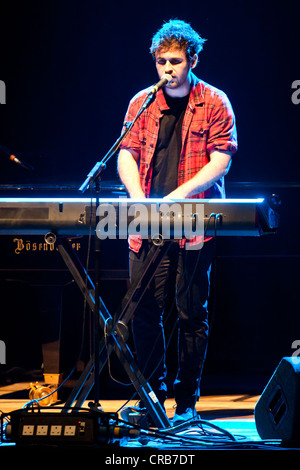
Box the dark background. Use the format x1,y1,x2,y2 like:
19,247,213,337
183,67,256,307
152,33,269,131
0,0,299,400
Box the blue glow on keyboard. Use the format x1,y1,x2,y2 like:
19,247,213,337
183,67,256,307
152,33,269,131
0,198,265,203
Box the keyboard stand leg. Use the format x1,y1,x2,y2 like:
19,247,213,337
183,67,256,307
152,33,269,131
57,237,171,428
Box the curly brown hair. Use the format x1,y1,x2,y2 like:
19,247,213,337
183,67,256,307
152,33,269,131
150,19,206,61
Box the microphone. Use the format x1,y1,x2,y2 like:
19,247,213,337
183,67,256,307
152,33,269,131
0,143,34,171
9,154,34,171
148,74,172,95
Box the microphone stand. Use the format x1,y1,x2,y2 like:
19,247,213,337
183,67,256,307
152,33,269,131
78,91,155,409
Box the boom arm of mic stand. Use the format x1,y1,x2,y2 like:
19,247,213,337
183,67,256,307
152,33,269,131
78,93,154,194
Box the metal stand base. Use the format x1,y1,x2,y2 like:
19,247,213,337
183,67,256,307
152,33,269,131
57,237,171,429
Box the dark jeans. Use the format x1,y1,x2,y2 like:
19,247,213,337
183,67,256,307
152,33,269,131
129,239,214,409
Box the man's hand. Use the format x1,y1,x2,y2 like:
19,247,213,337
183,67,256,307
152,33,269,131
165,150,232,200
163,187,188,200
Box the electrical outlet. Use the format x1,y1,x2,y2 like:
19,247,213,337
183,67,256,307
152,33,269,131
22,425,34,436
36,425,48,435
50,425,62,436
64,425,76,436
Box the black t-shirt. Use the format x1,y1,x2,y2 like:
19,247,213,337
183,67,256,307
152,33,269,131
149,92,190,198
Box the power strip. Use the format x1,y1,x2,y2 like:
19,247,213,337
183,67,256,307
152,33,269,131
4,410,103,445
2,409,141,446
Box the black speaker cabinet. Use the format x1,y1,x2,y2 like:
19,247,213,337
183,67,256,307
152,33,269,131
254,357,300,442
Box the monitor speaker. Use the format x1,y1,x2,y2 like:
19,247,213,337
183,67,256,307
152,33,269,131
254,357,300,442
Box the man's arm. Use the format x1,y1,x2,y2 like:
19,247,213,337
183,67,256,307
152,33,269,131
165,150,232,199
118,148,145,199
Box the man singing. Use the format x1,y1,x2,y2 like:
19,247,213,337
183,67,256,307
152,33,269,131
118,19,237,425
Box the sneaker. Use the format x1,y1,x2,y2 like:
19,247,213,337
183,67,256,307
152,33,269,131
172,406,198,426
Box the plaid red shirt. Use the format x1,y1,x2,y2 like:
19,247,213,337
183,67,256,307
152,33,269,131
120,73,238,251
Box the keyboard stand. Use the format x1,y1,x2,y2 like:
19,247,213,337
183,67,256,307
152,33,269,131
57,236,171,428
